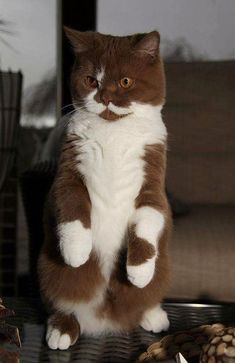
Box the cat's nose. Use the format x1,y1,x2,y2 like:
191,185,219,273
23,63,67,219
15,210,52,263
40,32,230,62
101,93,112,106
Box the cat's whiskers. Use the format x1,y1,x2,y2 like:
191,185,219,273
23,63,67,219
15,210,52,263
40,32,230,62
60,103,75,112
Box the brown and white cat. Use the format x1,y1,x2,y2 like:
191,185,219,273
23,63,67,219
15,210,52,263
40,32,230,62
38,28,172,350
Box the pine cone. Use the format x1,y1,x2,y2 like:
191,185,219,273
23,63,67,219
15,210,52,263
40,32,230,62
0,298,21,362
0,300,15,319
137,324,225,362
200,327,235,363
0,348,20,363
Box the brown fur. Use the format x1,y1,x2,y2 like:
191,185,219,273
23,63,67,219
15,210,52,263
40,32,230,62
38,140,104,304
39,247,104,304
38,140,172,330
97,228,170,329
54,134,91,228
127,143,171,268
38,29,172,343
127,226,156,265
65,29,165,121
136,144,168,212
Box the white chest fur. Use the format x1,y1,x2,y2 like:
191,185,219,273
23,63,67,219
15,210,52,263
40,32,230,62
69,107,166,279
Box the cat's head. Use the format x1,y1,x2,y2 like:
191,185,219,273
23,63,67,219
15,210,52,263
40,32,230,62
65,28,165,121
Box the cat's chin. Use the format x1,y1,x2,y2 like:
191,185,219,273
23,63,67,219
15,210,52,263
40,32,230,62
99,108,129,121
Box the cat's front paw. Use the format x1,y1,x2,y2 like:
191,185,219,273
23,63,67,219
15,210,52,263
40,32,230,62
62,240,92,268
127,258,155,288
58,221,92,268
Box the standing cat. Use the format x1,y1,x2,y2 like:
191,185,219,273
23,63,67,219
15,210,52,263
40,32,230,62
38,28,172,350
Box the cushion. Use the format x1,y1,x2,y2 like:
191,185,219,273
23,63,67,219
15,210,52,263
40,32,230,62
168,205,235,302
164,61,235,204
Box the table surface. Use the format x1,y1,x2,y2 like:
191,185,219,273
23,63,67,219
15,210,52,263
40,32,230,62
3,298,235,363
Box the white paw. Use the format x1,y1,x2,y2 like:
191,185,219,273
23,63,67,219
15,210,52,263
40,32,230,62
127,258,155,288
47,327,72,350
140,305,170,333
58,221,92,268
132,207,165,245
62,240,92,268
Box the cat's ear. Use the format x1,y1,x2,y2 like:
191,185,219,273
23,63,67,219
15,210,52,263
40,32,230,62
64,27,95,53
133,31,160,60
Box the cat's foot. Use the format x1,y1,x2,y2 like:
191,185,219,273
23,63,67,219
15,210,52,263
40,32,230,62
140,304,170,333
46,313,80,350
47,328,72,350
58,221,92,268
127,258,155,288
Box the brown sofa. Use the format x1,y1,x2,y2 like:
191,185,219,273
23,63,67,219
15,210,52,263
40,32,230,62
164,61,235,302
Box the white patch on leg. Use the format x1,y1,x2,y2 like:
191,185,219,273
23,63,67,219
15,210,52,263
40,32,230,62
127,257,155,288
132,206,165,248
140,304,170,333
47,327,72,350
58,221,92,268
127,208,164,288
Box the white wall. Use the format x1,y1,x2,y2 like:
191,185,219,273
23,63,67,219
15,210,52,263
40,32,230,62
97,0,235,60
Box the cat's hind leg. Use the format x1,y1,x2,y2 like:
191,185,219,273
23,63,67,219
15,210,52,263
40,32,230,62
140,304,169,333
46,312,80,350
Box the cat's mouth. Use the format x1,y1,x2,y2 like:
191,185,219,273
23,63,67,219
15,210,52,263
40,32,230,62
99,108,129,121
84,92,132,121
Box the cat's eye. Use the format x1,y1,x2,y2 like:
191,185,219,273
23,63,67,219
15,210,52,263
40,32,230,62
85,76,98,89
120,77,134,89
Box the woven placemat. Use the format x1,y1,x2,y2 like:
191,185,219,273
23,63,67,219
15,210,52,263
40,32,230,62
4,298,235,363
